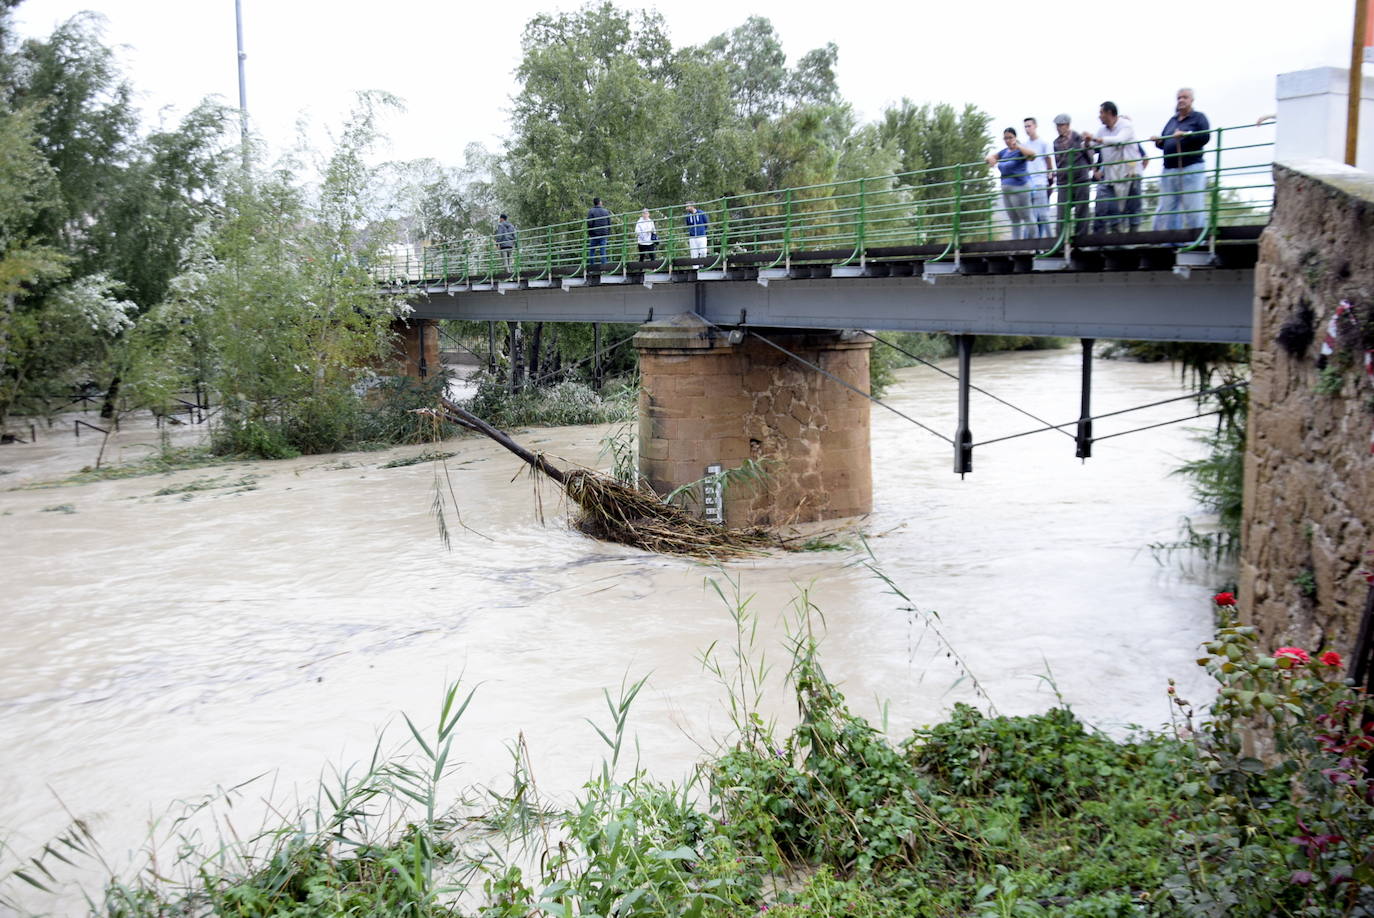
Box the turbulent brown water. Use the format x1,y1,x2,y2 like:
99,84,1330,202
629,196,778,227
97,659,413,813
0,348,1223,906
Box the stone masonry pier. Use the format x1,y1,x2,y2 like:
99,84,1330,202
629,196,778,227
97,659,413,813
634,314,872,527
392,317,439,379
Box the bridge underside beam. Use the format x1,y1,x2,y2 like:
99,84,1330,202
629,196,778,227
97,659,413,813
409,269,1254,344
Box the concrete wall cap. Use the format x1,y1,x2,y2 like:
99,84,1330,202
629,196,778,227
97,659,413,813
1276,158,1374,204
1277,66,1374,101
634,311,733,351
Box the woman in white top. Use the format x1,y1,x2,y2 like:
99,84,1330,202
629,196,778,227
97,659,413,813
635,209,657,259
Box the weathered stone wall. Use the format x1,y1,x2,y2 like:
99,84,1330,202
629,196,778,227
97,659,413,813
391,318,440,379
1242,160,1374,652
635,314,872,527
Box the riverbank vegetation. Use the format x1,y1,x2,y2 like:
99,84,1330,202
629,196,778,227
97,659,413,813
1102,342,1250,568
4,588,1368,916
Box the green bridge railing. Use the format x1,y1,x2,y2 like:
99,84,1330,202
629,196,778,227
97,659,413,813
379,121,1274,286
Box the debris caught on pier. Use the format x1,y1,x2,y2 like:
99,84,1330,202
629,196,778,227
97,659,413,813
427,398,776,559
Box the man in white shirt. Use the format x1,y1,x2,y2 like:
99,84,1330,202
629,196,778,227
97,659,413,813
1080,101,1138,233
1022,117,1054,238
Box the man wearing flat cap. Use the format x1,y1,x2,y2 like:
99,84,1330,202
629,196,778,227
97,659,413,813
1051,114,1093,235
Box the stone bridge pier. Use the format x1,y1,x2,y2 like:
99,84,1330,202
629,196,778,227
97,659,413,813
391,317,439,379
634,314,872,527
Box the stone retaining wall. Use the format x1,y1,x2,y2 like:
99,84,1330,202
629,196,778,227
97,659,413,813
1242,160,1374,652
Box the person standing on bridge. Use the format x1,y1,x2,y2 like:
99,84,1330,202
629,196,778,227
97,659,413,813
1080,102,1138,233
985,127,1037,241
1051,113,1094,235
684,202,709,261
635,208,658,259
495,213,516,274
1151,88,1211,231
1022,117,1055,237
587,197,612,265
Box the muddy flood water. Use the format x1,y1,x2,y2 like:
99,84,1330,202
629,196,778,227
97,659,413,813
0,348,1225,907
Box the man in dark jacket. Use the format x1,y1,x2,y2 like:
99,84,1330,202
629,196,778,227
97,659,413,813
495,214,516,273
586,197,612,265
1151,88,1211,231
1051,113,1094,235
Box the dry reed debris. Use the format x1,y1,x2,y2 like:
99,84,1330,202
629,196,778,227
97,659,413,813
429,398,776,559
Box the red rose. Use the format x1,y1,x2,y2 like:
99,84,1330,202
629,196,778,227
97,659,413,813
1213,592,1236,607
1320,651,1343,667
1274,646,1311,664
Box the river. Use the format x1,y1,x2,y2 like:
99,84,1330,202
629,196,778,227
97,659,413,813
0,347,1223,908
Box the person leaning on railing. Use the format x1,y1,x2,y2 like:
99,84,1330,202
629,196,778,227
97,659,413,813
1022,117,1055,238
985,127,1038,242
1151,87,1211,231
1080,101,1139,233
1051,113,1094,235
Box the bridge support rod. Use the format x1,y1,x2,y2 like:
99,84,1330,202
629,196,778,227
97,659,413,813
416,319,428,379
508,321,524,392
954,334,973,477
1076,338,1095,459
593,322,603,391
487,321,497,376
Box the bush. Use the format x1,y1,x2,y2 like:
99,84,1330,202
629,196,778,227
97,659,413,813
461,372,636,429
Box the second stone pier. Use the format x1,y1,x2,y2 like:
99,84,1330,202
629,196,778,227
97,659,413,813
634,313,872,527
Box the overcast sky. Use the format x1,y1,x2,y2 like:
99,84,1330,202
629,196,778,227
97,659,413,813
9,0,1358,168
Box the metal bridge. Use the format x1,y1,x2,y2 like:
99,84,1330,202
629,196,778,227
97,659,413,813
384,123,1273,344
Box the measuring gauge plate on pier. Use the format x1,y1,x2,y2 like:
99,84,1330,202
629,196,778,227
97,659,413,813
697,270,728,281
526,278,554,288
1032,257,1068,272
598,274,630,285
702,463,724,524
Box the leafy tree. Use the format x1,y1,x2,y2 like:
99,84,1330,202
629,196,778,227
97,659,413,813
876,99,994,239
700,16,838,123
877,99,992,178
3,13,137,273
502,3,678,226
0,10,230,429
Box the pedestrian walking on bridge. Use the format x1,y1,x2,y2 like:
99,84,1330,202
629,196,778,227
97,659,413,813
495,213,516,274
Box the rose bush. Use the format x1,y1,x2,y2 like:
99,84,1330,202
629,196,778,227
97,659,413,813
1164,597,1374,916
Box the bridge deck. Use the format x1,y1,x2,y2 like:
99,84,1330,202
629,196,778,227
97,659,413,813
400,229,1262,344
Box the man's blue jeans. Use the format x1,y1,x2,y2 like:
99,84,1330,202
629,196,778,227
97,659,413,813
588,237,608,264
1027,185,1052,237
1155,164,1207,231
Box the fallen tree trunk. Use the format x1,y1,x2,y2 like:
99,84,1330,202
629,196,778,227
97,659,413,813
432,397,774,559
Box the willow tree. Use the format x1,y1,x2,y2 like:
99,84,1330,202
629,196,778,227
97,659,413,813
133,95,410,458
